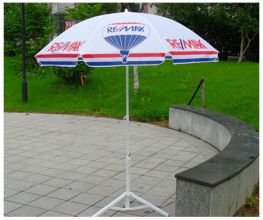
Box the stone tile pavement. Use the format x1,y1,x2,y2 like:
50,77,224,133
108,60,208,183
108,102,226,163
4,113,218,216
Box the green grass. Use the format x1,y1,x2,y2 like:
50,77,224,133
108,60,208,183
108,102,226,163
4,56,259,129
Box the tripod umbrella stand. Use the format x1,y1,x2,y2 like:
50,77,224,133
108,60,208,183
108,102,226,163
35,9,218,217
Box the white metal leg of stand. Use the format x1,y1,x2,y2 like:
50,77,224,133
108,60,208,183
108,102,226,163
92,66,169,217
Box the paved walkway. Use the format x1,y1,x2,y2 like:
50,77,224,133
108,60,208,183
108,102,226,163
4,113,218,217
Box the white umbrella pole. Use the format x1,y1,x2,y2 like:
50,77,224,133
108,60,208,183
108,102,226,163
92,66,169,217
125,65,131,207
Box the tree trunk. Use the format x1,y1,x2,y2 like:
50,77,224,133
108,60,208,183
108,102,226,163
131,3,147,92
238,31,245,63
116,3,121,12
133,66,139,92
238,31,255,63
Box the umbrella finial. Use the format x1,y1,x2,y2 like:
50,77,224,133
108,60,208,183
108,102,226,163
124,8,128,12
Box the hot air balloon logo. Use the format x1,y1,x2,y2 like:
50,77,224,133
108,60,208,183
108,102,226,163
102,22,150,63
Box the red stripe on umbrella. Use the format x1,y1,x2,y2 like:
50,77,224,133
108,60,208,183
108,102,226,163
170,51,218,55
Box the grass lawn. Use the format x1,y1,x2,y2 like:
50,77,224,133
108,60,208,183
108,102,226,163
4,56,259,129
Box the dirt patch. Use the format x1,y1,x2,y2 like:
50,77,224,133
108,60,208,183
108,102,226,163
235,183,259,216
149,120,168,128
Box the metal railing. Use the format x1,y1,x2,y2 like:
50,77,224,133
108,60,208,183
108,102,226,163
188,78,205,108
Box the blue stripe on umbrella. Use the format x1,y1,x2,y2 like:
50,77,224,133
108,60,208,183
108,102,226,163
173,58,217,63
86,60,163,66
40,61,77,66
128,61,163,65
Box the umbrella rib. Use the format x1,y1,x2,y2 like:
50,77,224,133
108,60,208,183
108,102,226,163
133,35,144,48
113,34,121,50
126,35,132,51
118,35,124,50
124,34,127,50
128,35,138,49
127,35,138,50
106,37,119,50
108,37,118,49
137,13,169,55
130,35,144,49
79,14,114,59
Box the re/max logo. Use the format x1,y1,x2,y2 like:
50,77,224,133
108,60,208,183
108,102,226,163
47,41,85,52
166,38,207,50
107,25,144,33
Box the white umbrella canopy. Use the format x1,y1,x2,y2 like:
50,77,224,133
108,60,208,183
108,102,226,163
35,9,218,217
35,9,218,67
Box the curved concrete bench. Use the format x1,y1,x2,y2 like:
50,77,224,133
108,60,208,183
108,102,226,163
169,105,259,216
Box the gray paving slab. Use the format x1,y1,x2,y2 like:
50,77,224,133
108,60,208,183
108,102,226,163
6,192,41,205
77,206,103,216
134,160,161,169
55,162,81,171
121,201,154,217
57,171,85,180
64,180,95,192
4,188,20,199
40,210,70,216
25,184,58,196
129,166,150,175
99,177,125,188
112,211,140,217
52,201,89,216
29,196,65,210
161,197,176,216
103,163,125,172
79,174,106,185
7,171,33,180
80,205,119,216
86,184,122,196
23,174,51,184
40,168,66,177
5,180,35,191
146,185,176,197
144,169,170,178
5,205,47,217
132,175,162,186
111,171,140,181
4,112,218,217
154,163,180,173
4,201,23,214
42,177,73,188
70,192,104,205
47,188,81,200
92,169,120,178
20,165,48,173
94,196,118,208
131,182,154,193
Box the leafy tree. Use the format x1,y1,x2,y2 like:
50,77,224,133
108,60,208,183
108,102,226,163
4,3,53,57
52,3,118,85
224,4,259,62
155,3,237,60
65,3,118,21
155,3,259,62
4,4,21,56
119,3,140,12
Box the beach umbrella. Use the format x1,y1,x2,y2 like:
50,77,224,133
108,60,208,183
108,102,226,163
35,9,218,217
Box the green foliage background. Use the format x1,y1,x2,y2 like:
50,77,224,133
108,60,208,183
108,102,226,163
155,3,259,61
4,3,53,57
4,56,259,130
3,3,259,129
4,3,259,62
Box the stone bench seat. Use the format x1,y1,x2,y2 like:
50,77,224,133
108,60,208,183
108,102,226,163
169,105,259,216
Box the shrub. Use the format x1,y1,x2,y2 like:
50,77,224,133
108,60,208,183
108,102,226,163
53,62,93,85
246,195,257,207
